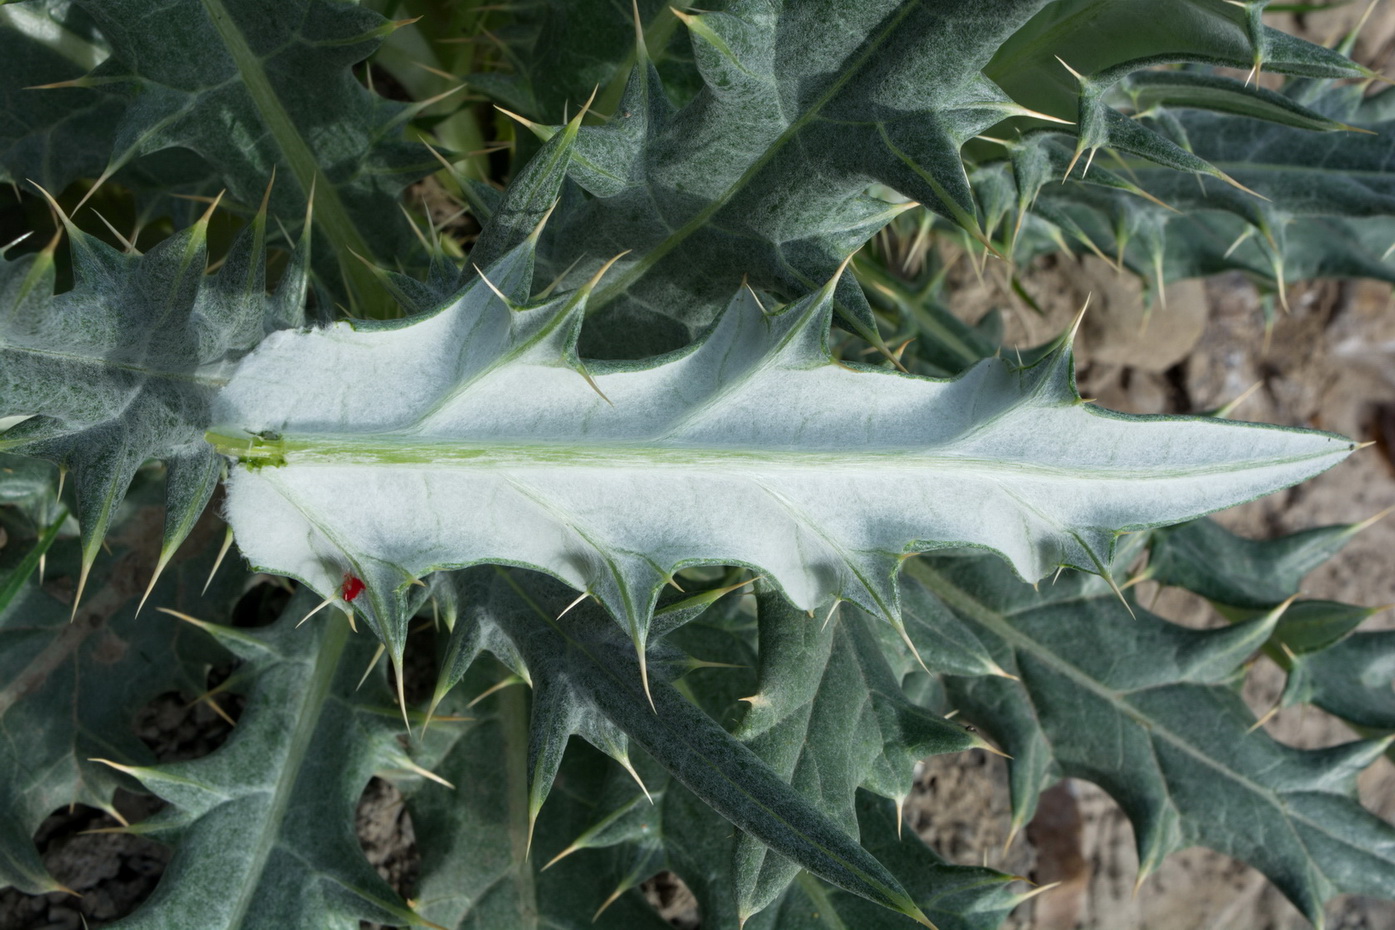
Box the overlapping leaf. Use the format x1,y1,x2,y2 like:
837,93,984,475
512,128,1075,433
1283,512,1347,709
0,478,235,895
0,0,123,192
105,590,428,930
0,198,307,597
661,779,1027,930
908,553,1395,927
985,0,1369,170
431,566,950,925
1147,517,1362,610
1147,516,1384,655
998,77,1395,299
0,0,434,308
492,0,1368,357
731,587,983,919
466,0,699,125
405,665,673,930
1283,631,1395,734
516,0,1060,355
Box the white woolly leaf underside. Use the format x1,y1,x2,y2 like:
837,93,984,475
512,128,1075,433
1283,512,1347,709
212,244,1351,652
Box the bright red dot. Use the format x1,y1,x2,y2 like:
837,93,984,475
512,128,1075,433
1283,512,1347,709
341,572,365,602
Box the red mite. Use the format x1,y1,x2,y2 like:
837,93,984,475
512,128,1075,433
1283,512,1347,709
341,572,365,603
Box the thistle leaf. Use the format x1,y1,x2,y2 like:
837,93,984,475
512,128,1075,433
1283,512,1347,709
532,0,1060,355
1283,631,1395,733
0,200,307,581
445,566,939,925
105,590,428,930
732,587,985,919
1148,517,1361,610
1014,82,1395,295
911,554,1395,926
0,479,237,895
212,237,1353,676
0,0,432,308
406,665,673,930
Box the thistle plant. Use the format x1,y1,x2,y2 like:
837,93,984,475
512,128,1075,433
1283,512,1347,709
2,1,1395,928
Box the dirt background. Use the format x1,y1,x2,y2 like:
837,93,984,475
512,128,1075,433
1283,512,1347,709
7,5,1395,929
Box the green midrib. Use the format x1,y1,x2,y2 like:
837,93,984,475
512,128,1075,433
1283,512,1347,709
223,618,350,928
198,0,387,315
500,683,540,930
204,428,1345,478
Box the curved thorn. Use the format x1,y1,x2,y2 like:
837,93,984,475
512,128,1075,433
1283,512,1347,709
297,596,336,628
392,653,411,736
357,642,386,691
542,842,580,871
135,549,174,617
616,752,654,804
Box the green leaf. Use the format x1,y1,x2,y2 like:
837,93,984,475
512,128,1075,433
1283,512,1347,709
406,671,673,929
0,451,64,535
448,566,940,926
1266,599,1382,656
986,0,1369,126
731,588,984,918
1148,517,1361,610
1283,631,1395,733
466,0,698,124
0,0,122,191
0,197,307,597
531,0,1058,355
909,555,1395,926
765,793,1027,930
210,235,1353,678
107,590,428,929
0,477,237,894
1121,71,1361,134
0,0,433,310
1011,81,1395,296
660,775,1023,930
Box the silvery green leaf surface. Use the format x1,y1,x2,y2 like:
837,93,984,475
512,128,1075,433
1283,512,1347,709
211,235,1353,678
0,0,433,310
910,555,1395,926
0,202,307,586
405,668,673,930
440,566,939,925
732,588,985,919
107,590,428,930
0,477,236,894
